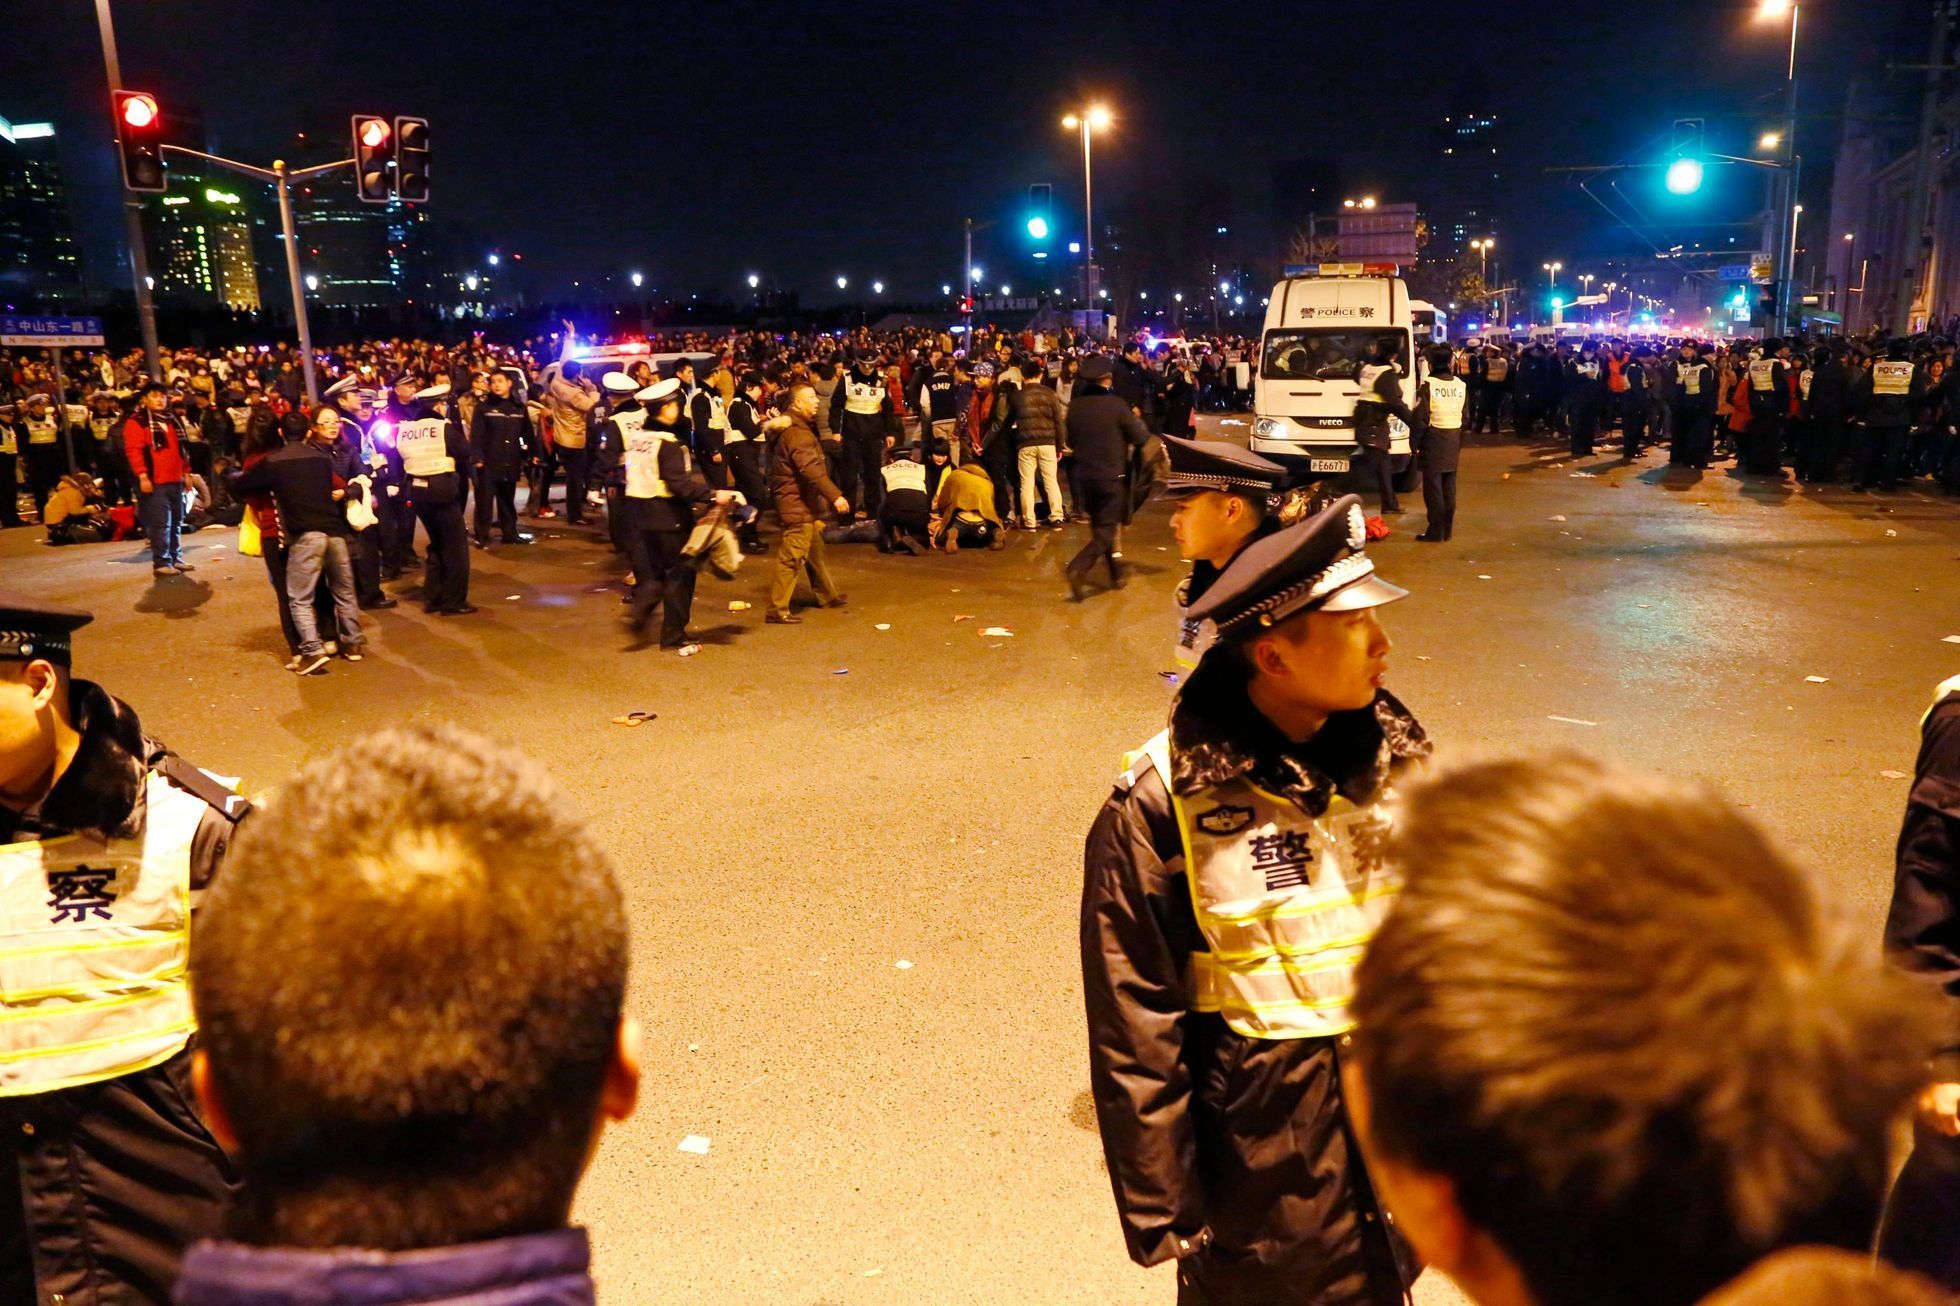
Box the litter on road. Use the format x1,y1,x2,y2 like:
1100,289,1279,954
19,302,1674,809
1159,671,1180,682
1804,675,1830,684
505,594,521,601
677,1135,711,1156
1477,574,1493,580
895,959,914,970
980,626,1014,637
1881,770,1910,780
874,623,892,631
953,614,974,623
1945,635,1960,644
728,600,753,611
831,668,849,675
1547,715,1598,727
609,711,657,727
1549,515,1567,522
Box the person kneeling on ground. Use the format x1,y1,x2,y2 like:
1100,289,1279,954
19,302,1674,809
175,723,639,1306
929,458,1005,552
44,473,114,545
1345,752,1940,1306
877,441,937,555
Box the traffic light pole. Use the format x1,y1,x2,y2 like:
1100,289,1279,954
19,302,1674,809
93,0,161,383
159,144,349,406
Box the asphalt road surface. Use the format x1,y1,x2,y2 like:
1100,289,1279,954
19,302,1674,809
5,415,1957,1305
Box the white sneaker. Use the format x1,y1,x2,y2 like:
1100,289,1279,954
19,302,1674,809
341,650,364,663
323,641,338,656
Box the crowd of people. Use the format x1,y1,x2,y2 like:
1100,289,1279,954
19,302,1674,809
0,320,1953,670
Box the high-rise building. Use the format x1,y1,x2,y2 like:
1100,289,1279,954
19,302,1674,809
143,173,264,310
0,112,83,298
1431,78,1502,269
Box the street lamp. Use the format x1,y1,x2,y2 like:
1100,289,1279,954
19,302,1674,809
873,281,884,295
1543,261,1562,288
629,271,642,288
1061,104,1112,303
941,283,952,296
487,254,500,266
1756,0,1801,332
836,275,848,290
970,265,984,284
747,273,760,289
1758,132,1782,152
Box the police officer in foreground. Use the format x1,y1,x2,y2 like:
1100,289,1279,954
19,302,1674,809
396,383,476,616
0,596,248,1302
1083,497,1429,1305
1161,434,1286,671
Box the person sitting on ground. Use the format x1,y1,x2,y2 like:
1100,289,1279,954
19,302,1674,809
43,472,113,545
929,457,1006,552
175,723,638,1306
1344,752,1940,1306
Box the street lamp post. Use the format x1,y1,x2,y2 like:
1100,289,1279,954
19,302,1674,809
92,0,160,381
1543,261,1562,290
1757,0,1800,333
1061,105,1111,306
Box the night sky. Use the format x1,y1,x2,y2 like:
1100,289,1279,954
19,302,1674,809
13,0,1917,308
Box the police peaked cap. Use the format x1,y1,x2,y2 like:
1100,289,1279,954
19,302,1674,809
637,377,682,404
600,372,639,394
0,594,92,667
1161,435,1287,500
1188,495,1408,638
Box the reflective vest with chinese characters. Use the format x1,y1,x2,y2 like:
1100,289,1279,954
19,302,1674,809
0,771,204,1095
1125,732,1402,1040
843,375,886,416
1677,362,1706,396
1748,358,1779,393
24,415,57,446
623,420,678,500
394,417,455,478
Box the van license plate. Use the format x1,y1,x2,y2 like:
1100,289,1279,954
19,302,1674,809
1309,458,1349,473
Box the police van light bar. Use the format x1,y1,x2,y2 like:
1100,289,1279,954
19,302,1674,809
615,342,649,354
1281,262,1400,279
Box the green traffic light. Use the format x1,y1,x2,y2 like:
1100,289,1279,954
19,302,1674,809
1665,157,1704,195
1027,216,1049,241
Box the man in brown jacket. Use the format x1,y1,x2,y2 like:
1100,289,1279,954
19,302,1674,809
545,356,599,524
765,383,849,625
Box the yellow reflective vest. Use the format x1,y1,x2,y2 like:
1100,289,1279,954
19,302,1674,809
0,770,208,1096
395,417,455,478
1125,732,1402,1039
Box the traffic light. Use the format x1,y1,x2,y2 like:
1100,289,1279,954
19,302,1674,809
352,114,392,203
112,91,166,193
1026,183,1052,242
394,116,430,204
1664,118,1704,195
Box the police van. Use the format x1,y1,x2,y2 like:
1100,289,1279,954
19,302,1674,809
537,341,717,395
1250,262,1420,489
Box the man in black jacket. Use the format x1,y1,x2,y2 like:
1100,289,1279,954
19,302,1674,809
231,406,366,673
1797,344,1852,483
0,597,250,1305
1352,338,1415,514
1082,498,1425,1306
469,369,534,548
1879,674,1960,1292
1063,356,1151,600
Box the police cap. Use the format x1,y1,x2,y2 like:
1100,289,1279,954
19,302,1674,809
1188,495,1407,638
600,372,639,395
1161,435,1286,500
0,595,92,668
411,382,451,402
637,377,682,404
323,375,361,401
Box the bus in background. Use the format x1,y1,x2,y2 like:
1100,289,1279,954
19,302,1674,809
1409,300,1448,345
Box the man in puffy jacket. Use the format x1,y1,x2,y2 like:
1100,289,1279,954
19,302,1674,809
766,383,850,625
546,360,599,524
1011,360,1067,528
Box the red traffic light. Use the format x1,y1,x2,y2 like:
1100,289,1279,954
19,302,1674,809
358,118,390,149
119,93,158,129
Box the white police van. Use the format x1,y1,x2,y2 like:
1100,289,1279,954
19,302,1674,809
1250,263,1420,490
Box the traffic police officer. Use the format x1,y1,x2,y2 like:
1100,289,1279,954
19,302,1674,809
620,378,726,652
829,349,900,518
395,383,475,615
17,395,64,521
1161,435,1286,672
372,374,422,578
323,375,394,610
0,595,248,1303
1743,339,1790,476
1416,345,1467,542
1082,497,1429,1306
688,375,735,491
594,371,642,557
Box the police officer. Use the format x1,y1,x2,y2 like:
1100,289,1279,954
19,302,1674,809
16,395,64,520
1161,434,1286,671
724,372,771,553
1670,341,1717,469
1063,355,1152,601
396,383,475,615
620,379,728,653
1352,337,1414,513
687,370,735,492
322,375,393,610
1566,340,1605,457
0,595,248,1303
373,373,422,578
590,371,642,558
1083,497,1428,1306
829,349,900,518
1416,344,1467,542
1853,339,1915,492
0,404,19,529
1743,339,1790,476
88,390,133,505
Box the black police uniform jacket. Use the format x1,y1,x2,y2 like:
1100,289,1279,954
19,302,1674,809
1081,654,1429,1306
0,681,246,1304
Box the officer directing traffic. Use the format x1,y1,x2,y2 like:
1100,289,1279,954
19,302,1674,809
1082,497,1429,1305
0,595,250,1302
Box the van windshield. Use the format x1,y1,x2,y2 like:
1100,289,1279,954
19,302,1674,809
1262,328,1408,381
